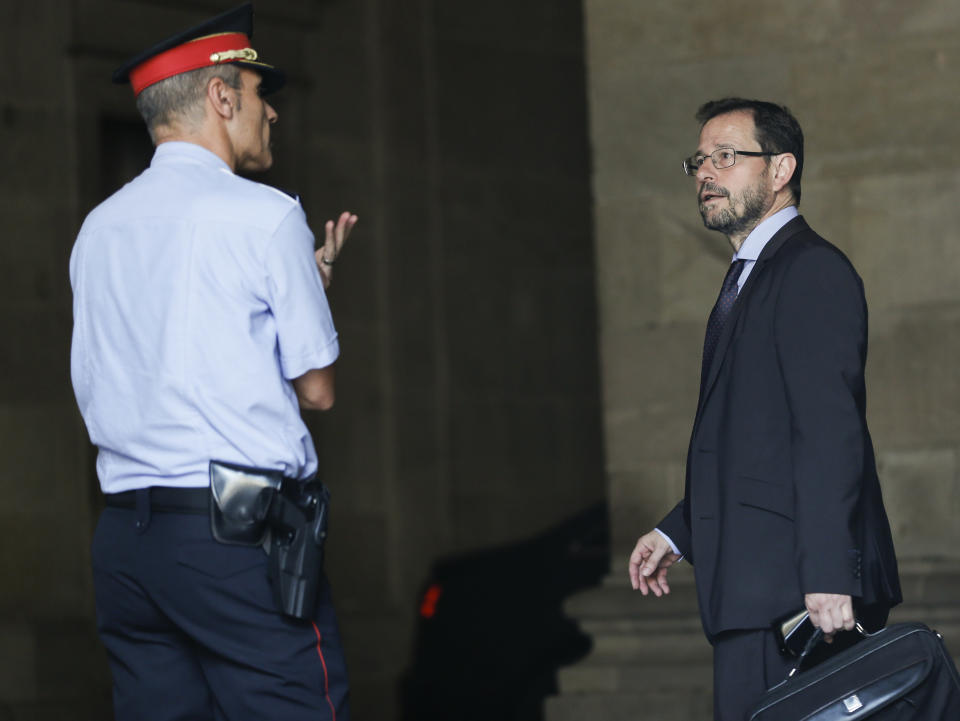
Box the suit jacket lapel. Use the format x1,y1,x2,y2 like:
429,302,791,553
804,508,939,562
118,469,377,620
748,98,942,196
695,215,810,417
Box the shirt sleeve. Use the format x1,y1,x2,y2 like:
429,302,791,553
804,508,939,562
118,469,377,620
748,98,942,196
655,528,683,556
264,205,339,380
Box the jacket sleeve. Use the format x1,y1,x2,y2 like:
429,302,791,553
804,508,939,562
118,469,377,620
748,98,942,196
658,499,693,563
775,245,866,597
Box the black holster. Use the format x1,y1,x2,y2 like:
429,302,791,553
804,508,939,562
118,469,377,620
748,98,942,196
209,461,330,620
265,476,330,619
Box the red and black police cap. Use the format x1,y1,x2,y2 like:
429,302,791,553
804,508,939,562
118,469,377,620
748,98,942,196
112,3,285,97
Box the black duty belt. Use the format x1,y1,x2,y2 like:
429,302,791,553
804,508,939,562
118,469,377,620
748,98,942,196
104,487,209,514
105,466,331,621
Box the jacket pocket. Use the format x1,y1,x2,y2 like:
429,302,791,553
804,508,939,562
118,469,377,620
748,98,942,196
736,475,794,521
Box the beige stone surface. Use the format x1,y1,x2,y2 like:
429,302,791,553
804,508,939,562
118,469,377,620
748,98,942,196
594,197,664,330
795,35,960,179
792,179,854,254
878,448,959,558
585,0,835,67
601,323,700,466
867,309,960,449
658,204,737,324
849,170,960,313
608,463,684,554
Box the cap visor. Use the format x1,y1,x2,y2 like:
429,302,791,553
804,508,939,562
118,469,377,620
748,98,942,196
235,60,286,94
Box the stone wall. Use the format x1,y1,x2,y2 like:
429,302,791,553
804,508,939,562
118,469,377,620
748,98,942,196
0,1,603,719
583,0,960,563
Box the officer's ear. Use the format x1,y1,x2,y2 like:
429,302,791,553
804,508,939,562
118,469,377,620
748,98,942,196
207,76,238,119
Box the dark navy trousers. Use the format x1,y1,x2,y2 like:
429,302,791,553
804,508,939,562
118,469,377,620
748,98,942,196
712,628,793,721
92,499,350,721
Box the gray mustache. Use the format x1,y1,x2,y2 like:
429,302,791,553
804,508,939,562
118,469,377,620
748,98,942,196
699,184,729,201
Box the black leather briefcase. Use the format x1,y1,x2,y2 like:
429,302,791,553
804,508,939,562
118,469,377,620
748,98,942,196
748,622,960,720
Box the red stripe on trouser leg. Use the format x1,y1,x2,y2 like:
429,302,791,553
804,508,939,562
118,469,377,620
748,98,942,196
312,621,336,721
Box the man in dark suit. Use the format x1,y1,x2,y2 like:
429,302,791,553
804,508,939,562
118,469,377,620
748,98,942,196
627,98,902,720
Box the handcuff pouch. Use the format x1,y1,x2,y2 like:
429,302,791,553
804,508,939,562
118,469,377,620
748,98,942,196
209,460,283,546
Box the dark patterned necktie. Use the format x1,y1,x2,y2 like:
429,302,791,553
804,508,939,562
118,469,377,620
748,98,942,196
701,259,747,380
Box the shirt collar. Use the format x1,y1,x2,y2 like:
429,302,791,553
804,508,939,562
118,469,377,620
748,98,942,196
151,141,233,173
734,205,799,262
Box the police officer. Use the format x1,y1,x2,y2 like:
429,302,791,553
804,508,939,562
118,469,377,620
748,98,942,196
70,4,355,719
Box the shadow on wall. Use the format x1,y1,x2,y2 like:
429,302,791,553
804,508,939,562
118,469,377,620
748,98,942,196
400,503,610,721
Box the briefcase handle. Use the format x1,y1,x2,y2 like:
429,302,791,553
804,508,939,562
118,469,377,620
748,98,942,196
787,621,877,678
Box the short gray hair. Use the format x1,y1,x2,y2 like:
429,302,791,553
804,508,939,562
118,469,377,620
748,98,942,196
136,64,243,142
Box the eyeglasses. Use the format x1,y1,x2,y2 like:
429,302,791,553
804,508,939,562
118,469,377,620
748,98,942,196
682,148,777,176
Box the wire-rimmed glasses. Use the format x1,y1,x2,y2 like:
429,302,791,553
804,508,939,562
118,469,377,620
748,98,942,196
682,148,777,176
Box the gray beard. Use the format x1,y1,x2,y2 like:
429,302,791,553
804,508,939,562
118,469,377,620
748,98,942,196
700,183,769,238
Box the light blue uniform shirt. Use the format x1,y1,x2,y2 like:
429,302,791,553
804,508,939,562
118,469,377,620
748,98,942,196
70,142,339,493
655,205,799,557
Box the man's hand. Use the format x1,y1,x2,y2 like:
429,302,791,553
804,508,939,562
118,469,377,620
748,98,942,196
316,211,358,289
805,592,854,641
629,530,680,597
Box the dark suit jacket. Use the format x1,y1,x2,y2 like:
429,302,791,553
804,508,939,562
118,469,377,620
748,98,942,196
659,215,902,642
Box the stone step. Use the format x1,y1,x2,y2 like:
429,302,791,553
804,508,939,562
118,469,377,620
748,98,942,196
895,558,960,606
583,623,710,663
889,602,960,625
579,612,703,635
545,690,712,721
557,660,713,694
563,568,700,622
